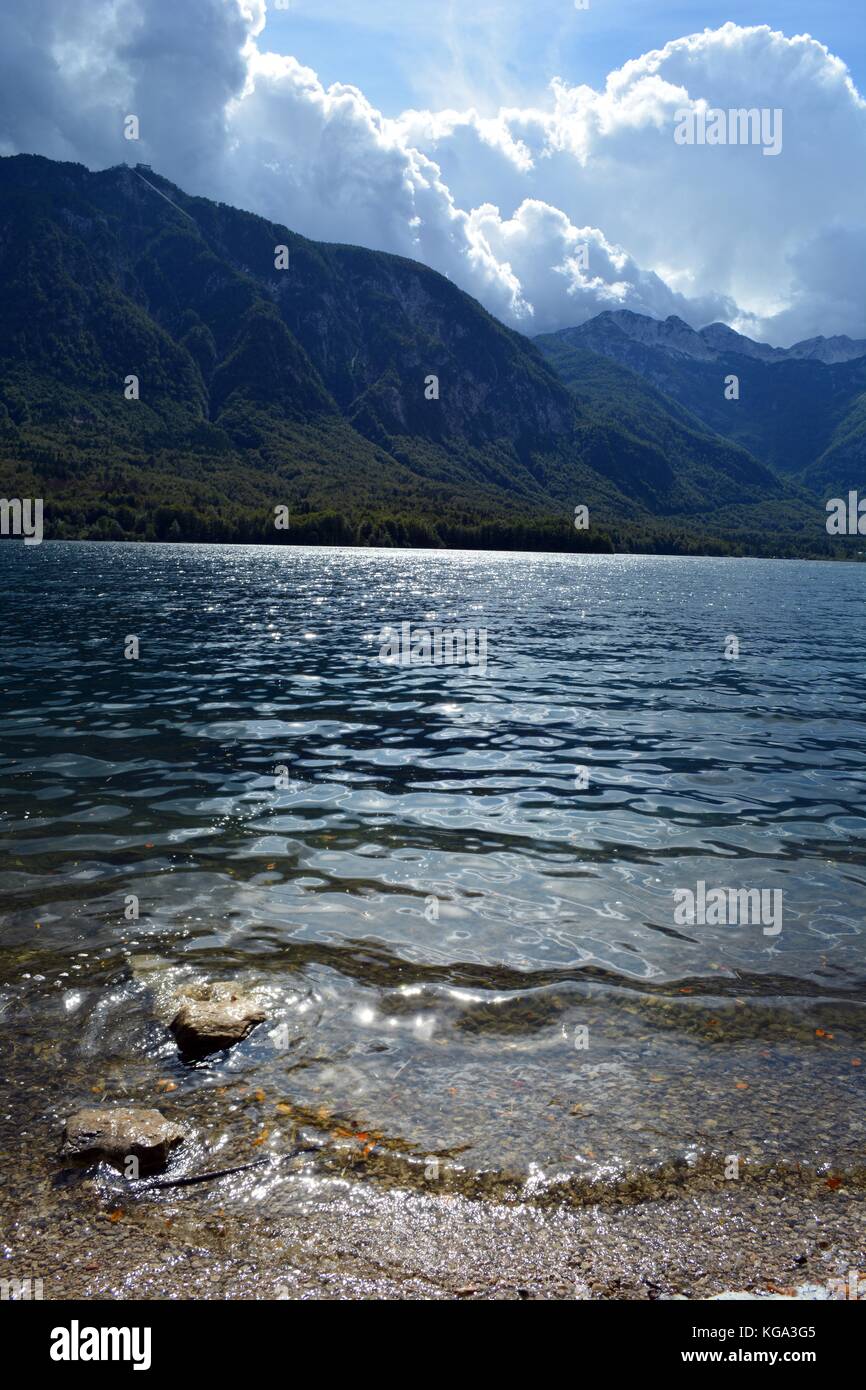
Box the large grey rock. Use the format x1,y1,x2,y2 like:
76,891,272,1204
61,1107,185,1172
170,984,266,1058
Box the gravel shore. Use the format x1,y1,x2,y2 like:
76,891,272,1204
2,1139,863,1300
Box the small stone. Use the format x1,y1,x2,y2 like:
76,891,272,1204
61,1107,185,1173
170,984,266,1058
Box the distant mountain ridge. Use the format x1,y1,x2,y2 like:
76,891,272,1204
0,154,854,557
536,312,866,499
565,310,866,366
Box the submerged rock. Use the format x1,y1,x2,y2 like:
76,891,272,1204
170,985,266,1058
61,1107,185,1173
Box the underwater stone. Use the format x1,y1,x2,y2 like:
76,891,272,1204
61,1107,185,1172
170,985,266,1058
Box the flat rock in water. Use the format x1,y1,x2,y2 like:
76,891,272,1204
61,1107,185,1172
170,985,266,1058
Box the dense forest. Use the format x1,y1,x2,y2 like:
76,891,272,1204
0,154,861,560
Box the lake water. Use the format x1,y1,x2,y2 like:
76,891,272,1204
1,542,864,1203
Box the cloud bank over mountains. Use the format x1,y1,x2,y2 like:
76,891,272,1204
1,0,864,344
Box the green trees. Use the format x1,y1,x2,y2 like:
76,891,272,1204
0,153,855,560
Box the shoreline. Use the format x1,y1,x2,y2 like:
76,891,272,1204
2,1121,864,1300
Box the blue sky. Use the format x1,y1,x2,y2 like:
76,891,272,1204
1,0,863,342
264,1,865,116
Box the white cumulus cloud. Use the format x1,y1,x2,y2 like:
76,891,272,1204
0,3,863,344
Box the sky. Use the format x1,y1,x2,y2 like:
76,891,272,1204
264,2,866,119
1,0,864,345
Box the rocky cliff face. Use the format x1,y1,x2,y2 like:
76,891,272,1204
0,155,577,456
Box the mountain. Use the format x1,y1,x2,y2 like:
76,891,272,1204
559,310,866,367
700,323,866,366
535,311,866,499
0,155,845,556
782,336,866,366
525,346,807,519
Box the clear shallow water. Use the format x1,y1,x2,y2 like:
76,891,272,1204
1,542,865,1193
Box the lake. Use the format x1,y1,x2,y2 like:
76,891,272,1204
1,541,864,1208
